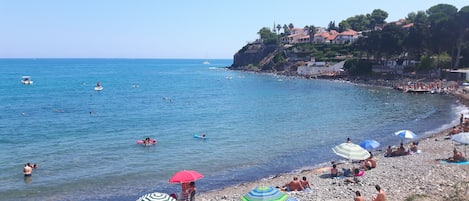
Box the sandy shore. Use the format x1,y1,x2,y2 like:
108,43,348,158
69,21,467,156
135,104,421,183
196,127,469,201
193,85,469,201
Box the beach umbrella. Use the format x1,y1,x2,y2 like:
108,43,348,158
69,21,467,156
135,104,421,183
332,142,371,160
359,140,381,151
394,130,417,139
241,186,289,201
451,132,469,155
169,170,203,184
136,192,176,201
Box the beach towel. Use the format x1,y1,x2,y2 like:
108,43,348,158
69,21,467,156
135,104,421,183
439,160,469,165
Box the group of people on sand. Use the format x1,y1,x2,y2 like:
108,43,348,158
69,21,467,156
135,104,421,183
278,176,312,192
354,185,387,201
385,142,419,157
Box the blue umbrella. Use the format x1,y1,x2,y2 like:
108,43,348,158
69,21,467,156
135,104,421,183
359,140,380,151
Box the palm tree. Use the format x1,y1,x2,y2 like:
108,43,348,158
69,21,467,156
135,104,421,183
305,25,316,43
276,24,282,34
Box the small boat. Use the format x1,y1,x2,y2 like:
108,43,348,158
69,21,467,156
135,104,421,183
21,76,33,85
202,61,210,65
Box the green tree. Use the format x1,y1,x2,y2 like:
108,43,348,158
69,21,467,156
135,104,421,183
305,25,317,43
369,9,389,29
427,3,459,67
455,6,469,67
276,24,282,34
282,24,290,35
288,23,294,31
403,11,430,59
327,21,337,31
257,27,278,45
338,21,351,32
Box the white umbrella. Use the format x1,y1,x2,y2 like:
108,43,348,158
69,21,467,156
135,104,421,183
451,132,469,155
332,142,371,160
136,192,176,201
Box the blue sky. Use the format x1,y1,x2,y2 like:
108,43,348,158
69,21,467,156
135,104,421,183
0,0,467,59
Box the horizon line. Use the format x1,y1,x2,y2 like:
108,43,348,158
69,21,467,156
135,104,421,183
0,57,233,60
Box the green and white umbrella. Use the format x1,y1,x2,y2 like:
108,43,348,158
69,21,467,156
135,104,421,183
136,192,176,201
241,186,290,201
332,142,371,160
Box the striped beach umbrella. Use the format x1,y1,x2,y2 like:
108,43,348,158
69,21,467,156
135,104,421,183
136,192,176,201
241,186,289,201
394,130,417,139
332,142,371,160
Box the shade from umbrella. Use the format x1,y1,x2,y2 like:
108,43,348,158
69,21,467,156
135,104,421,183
359,140,380,151
332,142,371,160
395,130,417,139
169,170,203,184
451,132,469,156
451,132,469,144
136,192,176,201
241,186,289,201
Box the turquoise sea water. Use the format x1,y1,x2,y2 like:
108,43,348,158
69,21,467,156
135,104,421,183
0,59,465,201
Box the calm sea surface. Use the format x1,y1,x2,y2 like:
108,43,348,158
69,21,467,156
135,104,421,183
0,59,465,200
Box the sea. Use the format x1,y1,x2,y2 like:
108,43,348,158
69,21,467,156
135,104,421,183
0,59,466,201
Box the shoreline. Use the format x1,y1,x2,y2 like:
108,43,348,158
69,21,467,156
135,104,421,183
195,75,469,201
197,126,469,201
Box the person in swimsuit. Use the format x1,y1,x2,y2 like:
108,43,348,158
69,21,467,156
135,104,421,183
23,163,32,177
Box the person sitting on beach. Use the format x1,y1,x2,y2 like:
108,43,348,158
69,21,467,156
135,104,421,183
184,181,196,201
361,152,376,170
344,168,361,184
409,142,418,153
282,176,304,191
398,142,407,155
300,176,312,191
450,126,461,136
330,164,339,178
354,191,365,201
372,185,386,201
385,145,393,157
447,148,467,162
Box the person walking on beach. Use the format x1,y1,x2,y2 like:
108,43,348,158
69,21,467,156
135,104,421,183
372,185,386,201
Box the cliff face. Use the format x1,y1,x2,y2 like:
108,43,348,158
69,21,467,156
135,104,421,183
230,43,279,71
229,43,305,75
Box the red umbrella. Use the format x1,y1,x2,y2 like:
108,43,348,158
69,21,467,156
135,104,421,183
168,170,203,184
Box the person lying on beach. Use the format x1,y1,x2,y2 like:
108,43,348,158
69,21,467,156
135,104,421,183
447,148,467,162
282,176,304,191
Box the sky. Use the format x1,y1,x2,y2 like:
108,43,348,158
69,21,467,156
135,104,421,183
0,0,467,59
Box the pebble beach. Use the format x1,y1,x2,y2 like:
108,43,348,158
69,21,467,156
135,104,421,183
197,93,469,201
